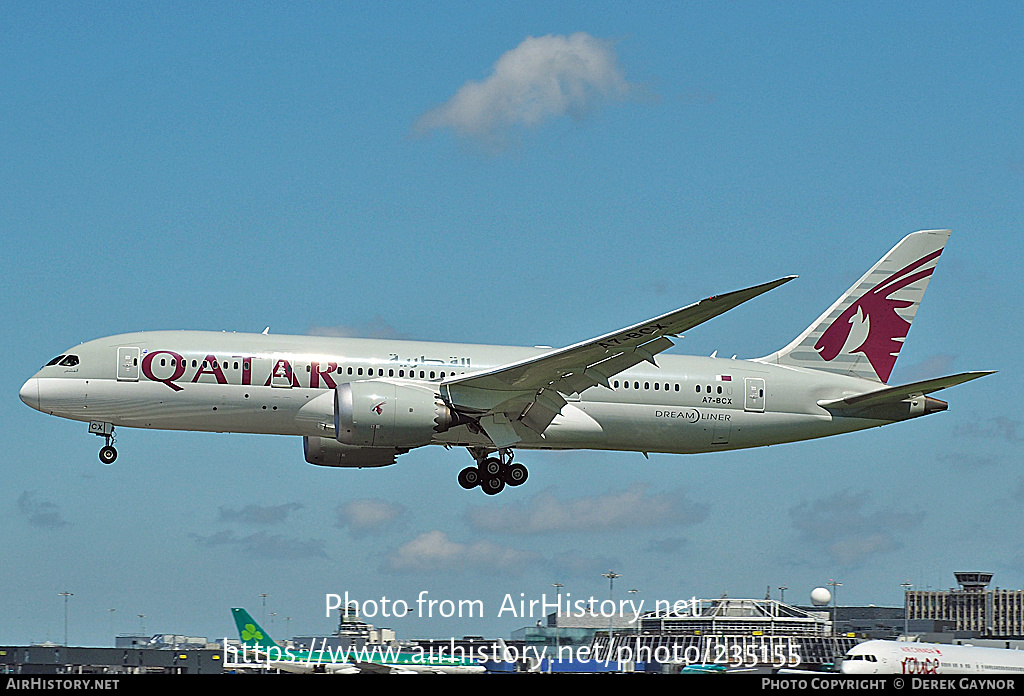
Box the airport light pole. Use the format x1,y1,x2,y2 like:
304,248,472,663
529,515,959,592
602,570,621,660
778,586,788,605
828,580,842,635
260,593,270,625
551,583,563,655
58,592,73,646
901,582,913,637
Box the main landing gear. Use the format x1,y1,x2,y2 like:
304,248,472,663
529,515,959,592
458,447,528,495
89,421,117,465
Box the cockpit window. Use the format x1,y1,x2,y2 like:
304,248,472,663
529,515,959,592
59,355,80,367
46,355,66,367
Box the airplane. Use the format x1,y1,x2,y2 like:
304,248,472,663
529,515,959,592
229,607,485,674
841,639,1024,675
19,229,992,494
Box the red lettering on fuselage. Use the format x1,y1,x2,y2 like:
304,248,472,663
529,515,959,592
310,361,337,389
192,355,228,384
141,350,186,392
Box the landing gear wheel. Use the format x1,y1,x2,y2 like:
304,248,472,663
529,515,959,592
458,466,482,489
482,476,506,495
99,446,117,465
482,457,502,477
505,462,528,486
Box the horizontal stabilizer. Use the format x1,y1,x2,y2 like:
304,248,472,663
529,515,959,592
818,371,995,410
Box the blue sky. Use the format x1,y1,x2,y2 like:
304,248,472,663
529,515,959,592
2,2,1022,645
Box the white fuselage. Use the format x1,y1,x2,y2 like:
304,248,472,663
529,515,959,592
842,640,1024,675
20,330,917,457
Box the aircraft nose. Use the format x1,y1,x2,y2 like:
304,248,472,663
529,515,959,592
19,378,39,411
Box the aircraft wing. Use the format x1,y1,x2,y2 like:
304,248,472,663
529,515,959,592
440,276,796,447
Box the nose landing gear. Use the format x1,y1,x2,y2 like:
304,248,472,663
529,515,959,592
89,421,117,465
459,447,528,495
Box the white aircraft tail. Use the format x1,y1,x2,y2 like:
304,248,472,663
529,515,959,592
758,230,950,383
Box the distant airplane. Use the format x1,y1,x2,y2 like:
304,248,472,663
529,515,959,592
841,639,1024,675
228,607,484,674
20,230,992,494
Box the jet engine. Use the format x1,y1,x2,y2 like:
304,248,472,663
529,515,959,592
334,381,464,448
303,437,404,468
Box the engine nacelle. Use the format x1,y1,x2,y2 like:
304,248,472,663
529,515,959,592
303,437,403,468
335,381,458,448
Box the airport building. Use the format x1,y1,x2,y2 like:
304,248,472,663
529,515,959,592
906,572,1024,638
520,597,858,672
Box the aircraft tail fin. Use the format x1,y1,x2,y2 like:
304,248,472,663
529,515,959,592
758,229,950,383
231,607,279,649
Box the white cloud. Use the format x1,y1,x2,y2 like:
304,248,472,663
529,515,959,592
415,33,634,147
217,502,304,525
788,490,923,567
307,317,408,340
17,491,70,529
190,530,328,560
335,498,406,537
465,484,708,535
384,530,537,575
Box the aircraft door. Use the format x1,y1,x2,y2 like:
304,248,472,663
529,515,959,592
270,356,294,388
117,347,140,381
744,377,765,412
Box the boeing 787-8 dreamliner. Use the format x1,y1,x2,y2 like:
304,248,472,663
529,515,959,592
20,230,992,494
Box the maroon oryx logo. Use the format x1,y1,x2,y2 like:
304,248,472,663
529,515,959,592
372,401,385,415
815,249,942,383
